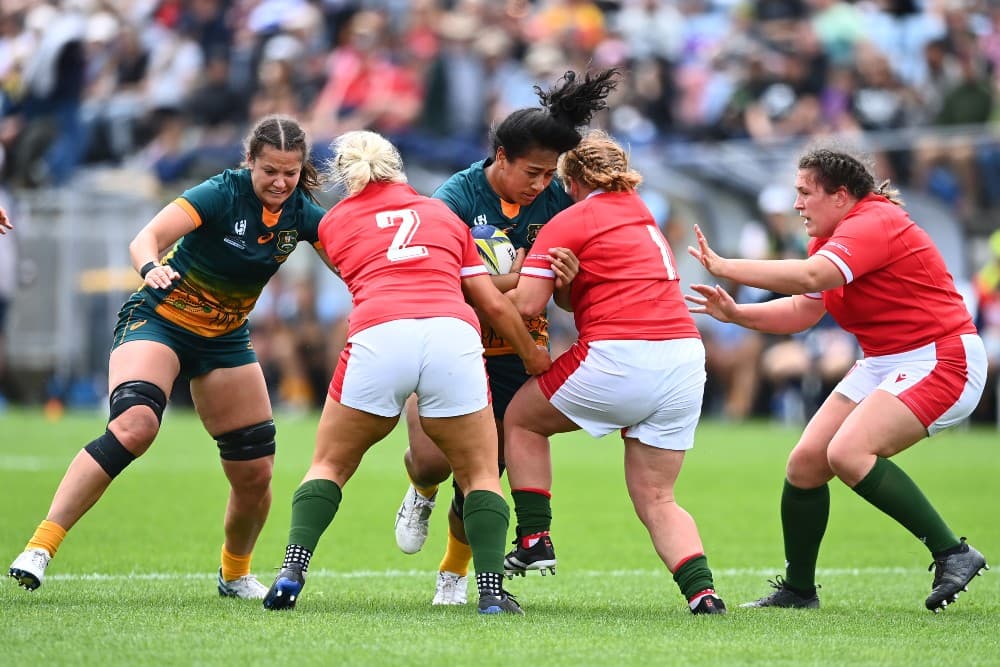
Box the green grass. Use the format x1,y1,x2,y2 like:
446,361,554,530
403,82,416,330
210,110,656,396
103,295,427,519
1,409,998,666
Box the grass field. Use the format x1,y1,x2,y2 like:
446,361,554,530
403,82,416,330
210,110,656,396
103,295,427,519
1,408,998,666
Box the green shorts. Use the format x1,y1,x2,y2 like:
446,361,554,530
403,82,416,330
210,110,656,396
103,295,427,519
485,353,530,420
112,291,257,380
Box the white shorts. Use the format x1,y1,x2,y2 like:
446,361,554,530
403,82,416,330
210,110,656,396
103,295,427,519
329,317,489,418
539,338,706,450
834,333,986,435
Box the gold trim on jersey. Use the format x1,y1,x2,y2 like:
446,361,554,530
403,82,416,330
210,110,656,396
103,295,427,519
153,279,255,338
262,207,281,228
174,198,203,227
483,315,549,357
500,199,521,219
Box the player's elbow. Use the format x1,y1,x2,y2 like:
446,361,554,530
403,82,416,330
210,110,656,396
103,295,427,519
515,294,547,318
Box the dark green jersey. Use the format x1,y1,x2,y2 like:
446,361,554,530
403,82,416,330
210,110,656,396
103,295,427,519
433,159,572,354
148,169,324,337
433,159,572,249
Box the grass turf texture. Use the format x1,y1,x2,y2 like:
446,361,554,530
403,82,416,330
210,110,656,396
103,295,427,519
1,409,998,666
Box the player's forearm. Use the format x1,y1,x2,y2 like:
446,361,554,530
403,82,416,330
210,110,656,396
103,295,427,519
729,299,817,334
480,298,540,360
128,230,162,274
715,257,819,295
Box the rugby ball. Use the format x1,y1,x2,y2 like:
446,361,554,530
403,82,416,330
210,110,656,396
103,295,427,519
471,224,517,275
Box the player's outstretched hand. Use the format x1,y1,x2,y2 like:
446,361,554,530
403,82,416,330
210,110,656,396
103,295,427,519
687,224,725,277
685,283,739,323
0,207,12,235
549,247,579,288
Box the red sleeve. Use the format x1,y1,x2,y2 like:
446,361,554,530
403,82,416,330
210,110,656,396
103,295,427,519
814,206,891,284
519,209,582,280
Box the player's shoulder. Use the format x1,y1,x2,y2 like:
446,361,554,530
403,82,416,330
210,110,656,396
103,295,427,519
433,161,486,197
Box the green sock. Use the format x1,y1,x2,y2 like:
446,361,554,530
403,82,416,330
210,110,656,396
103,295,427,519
852,457,959,554
781,480,829,593
672,554,715,601
463,490,510,574
287,478,342,552
511,489,551,537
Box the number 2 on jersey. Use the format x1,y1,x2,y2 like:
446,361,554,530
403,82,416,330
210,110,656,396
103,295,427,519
377,209,428,262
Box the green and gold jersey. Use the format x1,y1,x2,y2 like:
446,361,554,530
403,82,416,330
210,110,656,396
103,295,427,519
433,159,572,355
146,169,324,337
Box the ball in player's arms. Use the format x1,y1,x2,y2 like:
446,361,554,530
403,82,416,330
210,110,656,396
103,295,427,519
471,225,517,275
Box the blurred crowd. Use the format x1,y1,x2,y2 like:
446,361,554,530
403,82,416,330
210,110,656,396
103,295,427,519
1,0,999,421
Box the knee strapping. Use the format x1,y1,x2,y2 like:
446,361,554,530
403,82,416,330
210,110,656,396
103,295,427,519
215,420,276,461
84,430,136,478
109,380,168,424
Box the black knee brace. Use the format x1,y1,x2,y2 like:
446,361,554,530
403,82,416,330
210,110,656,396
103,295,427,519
215,420,276,461
109,380,168,424
450,479,466,517
84,429,136,478
450,460,505,517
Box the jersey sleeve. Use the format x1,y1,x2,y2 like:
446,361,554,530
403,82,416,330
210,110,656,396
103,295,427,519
300,198,325,246
519,209,579,281
459,227,489,279
814,208,891,284
176,173,233,230
432,174,473,223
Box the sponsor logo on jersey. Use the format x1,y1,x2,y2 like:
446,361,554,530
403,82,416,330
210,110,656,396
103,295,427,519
224,236,246,250
827,241,852,256
258,232,275,244
234,219,247,236
128,319,147,331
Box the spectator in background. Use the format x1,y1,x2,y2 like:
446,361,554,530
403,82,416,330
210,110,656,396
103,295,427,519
699,283,766,421
972,229,1000,421
308,10,423,150
0,198,13,407
526,0,607,61
249,34,311,121
402,8,491,171
80,16,149,165
9,3,87,187
912,50,995,220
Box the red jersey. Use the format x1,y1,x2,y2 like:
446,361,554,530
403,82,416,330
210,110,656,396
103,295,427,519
319,181,488,337
809,193,975,356
520,190,700,343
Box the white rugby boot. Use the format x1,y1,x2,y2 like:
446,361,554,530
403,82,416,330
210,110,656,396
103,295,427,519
432,570,468,605
9,548,51,591
394,485,436,554
217,568,268,599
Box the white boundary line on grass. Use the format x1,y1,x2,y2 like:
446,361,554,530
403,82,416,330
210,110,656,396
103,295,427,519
45,566,917,582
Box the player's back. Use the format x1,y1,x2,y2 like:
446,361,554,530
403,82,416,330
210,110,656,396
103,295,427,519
546,191,698,342
319,181,483,336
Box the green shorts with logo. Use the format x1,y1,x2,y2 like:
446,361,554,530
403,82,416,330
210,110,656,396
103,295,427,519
112,291,258,380
485,353,531,420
